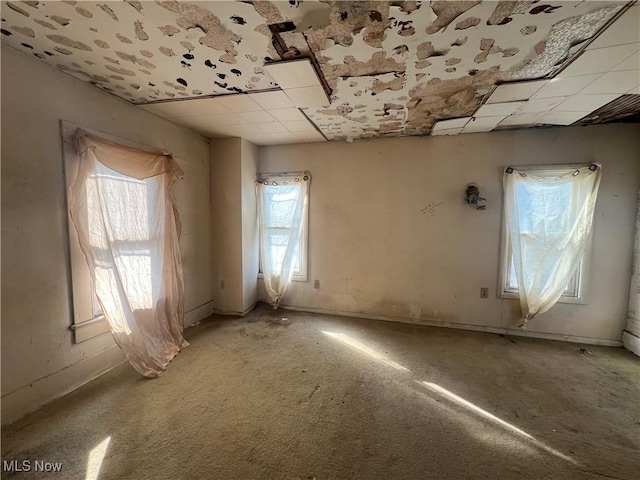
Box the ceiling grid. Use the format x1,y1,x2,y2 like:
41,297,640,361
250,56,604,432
1,0,637,144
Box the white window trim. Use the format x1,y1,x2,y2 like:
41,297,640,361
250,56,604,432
62,120,169,342
256,171,310,283
257,223,308,283
62,121,109,342
497,163,592,305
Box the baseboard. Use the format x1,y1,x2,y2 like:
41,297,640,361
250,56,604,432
622,330,640,356
213,302,258,317
242,302,258,316
2,301,216,426
1,345,125,426
278,304,623,347
185,300,215,326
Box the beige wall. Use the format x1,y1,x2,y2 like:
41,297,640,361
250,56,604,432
259,124,640,344
210,138,259,314
1,45,214,423
241,140,259,312
211,138,244,313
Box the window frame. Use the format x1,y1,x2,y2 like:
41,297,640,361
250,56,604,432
62,121,166,342
256,173,310,283
497,163,592,305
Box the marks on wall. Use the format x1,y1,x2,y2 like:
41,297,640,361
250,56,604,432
0,0,625,140
420,200,444,219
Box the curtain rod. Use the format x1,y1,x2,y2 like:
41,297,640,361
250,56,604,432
75,128,174,157
257,171,310,179
505,163,600,174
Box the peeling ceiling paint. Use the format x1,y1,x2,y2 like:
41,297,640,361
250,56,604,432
0,0,632,141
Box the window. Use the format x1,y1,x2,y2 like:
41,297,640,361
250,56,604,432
67,127,187,376
499,164,601,305
62,122,179,344
64,124,160,341
502,243,584,301
257,174,309,282
63,122,110,342
86,164,158,313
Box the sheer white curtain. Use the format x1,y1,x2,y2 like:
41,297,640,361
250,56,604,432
69,130,187,377
503,164,601,326
256,173,310,308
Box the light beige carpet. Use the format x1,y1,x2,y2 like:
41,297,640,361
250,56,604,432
2,304,639,479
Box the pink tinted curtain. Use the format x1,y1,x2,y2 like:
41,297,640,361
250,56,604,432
69,129,187,377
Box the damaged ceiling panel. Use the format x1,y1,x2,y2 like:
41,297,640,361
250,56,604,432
1,0,637,143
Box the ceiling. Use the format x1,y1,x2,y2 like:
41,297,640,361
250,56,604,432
1,1,638,145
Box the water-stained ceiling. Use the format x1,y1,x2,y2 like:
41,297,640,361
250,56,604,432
1,1,638,143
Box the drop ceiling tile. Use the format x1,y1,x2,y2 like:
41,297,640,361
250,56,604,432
218,94,262,113
239,111,277,124
242,134,277,146
186,113,245,127
138,98,233,118
476,102,525,117
249,91,296,110
485,80,548,104
199,126,233,138
256,138,293,146
463,116,507,133
432,117,471,131
264,59,321,89
212,124,262,137
270,108,306,122
579,70,640,94
586,5,640,49
628,84,640,94
282,120,318,133
431,127,464,136
553,94,621,112
284,86,331,108
538,111,589,125
293,131,326,142
3,0,630,140
499,112,544,126
612,51,640,71
255,122,290,134
264,133,304,145
559,44,639,77
516,97,569,114
137,103,177,117
532,75,603,99
173,98,233,117
165,116,201,130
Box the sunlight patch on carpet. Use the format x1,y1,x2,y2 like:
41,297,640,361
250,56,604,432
321,330,410,372
420,381,578,465
86,436,111,480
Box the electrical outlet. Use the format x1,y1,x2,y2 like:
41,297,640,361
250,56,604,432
480,287,488,298
314,280,320,289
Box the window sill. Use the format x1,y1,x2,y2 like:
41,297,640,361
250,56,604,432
499,291,586,305
69,314,110,342
257,273,307,282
